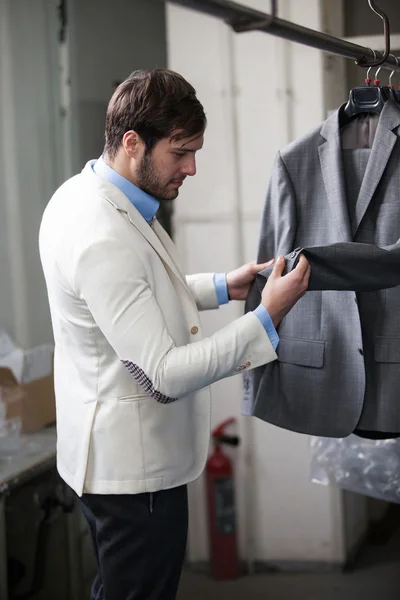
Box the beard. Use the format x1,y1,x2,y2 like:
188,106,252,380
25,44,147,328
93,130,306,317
136,150,179,202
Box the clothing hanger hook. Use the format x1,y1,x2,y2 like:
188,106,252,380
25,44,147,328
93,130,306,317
356,1,390,67
398,57,400,89
389,55,399,86
374,65,382,84
366,50,377,81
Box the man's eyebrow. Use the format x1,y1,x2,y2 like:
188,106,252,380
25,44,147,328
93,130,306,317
171,148,197,153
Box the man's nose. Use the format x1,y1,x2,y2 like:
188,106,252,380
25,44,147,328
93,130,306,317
181,156,196,177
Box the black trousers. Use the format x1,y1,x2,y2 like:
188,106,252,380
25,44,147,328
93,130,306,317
76,485,188,600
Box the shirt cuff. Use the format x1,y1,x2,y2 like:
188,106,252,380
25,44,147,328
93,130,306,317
253,304,280,350
213,273,230,305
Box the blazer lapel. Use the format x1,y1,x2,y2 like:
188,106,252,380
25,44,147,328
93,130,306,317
125,207,188,289
152,220,186,281
352,100,400,236
89,171,188,290
318,111,352,242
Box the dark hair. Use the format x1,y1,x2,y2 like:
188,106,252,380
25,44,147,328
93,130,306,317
104,69,206,158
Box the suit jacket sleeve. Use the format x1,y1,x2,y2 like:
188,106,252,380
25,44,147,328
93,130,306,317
255,241,400,292
73,236,277,402
245,151,297,313
185,273,219,311
243,151,297,415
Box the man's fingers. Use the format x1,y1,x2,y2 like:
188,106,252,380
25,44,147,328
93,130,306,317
271,256,285,278
294,254,309,276
256,254,309,279
254,259,275,273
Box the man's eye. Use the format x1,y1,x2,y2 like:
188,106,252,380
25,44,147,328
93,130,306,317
174,152,185,157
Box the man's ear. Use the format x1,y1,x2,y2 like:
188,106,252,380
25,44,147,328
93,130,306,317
122,130,143,158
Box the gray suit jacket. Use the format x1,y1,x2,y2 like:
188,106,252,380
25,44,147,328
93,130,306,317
245,100,400,438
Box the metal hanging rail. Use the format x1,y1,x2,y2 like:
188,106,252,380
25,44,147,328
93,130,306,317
165,0,400,73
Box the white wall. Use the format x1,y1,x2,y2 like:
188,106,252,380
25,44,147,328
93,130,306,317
0,0,168,349
167,0,367,566
0,0,63,348
0,1,17,341
68,0,167,172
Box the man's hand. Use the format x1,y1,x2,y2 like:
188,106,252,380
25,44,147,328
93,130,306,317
227,260,275,301
261,255,311,327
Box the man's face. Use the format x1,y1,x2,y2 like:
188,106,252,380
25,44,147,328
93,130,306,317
135,133,204,201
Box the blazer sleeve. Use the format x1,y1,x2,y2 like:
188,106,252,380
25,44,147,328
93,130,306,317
185,273,219,311
246,151,298,313
243,151,298,415
73,237,277,402
255,241,400,292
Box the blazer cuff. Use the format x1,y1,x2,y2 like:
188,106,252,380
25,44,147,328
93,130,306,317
256,247,303,292
186,273,219,310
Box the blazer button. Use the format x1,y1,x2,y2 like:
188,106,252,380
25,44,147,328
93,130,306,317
190,326,199,335
290,252,296,258
244,361,251,368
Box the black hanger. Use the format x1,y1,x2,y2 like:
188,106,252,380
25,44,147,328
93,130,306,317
340,71,393,126
340,2,392,125
387,56,400,104
343,83,392,120
340,59,394,126
387,87,399,102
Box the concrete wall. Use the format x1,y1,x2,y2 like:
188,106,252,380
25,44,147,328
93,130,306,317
167,0,368,567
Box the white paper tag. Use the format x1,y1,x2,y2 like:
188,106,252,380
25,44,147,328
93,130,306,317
241,370,254,416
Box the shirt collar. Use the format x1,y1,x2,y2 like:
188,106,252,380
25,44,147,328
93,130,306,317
92,156,159,223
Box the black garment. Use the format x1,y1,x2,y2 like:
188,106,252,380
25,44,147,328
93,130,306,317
76,485,188,600
354,430,400,440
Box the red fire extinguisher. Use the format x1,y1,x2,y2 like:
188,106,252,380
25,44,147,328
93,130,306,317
206,417,240,580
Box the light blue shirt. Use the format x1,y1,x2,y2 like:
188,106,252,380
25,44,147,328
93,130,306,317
94,157,160,222
93,157,279,350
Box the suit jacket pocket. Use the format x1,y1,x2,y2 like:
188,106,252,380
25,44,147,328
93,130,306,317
374,337,400,363
118,394,151,403
278,338,325,368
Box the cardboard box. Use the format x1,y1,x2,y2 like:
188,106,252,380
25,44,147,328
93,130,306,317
0,366,56,434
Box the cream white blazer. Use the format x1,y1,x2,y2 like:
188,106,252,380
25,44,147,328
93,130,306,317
39,162,276,496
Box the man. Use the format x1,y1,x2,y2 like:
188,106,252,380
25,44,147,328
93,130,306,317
39,68,310,600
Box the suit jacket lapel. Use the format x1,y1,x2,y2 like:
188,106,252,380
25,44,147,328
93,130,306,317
152,220,186,281
352,100,400,236
318,111,352,242
89,172,188,290
125,207,188,289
